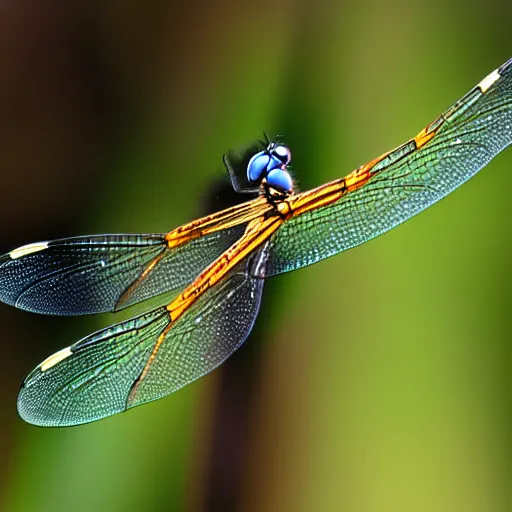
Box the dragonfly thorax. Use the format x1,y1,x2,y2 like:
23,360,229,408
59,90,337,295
247,143,293,193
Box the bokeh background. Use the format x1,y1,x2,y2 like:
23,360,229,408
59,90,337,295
0,1,510,511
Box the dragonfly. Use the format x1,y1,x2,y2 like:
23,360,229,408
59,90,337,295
1,58,511,427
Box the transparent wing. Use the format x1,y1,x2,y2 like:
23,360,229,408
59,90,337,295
17,247,267,426
266,58,512,275
0,228,243,315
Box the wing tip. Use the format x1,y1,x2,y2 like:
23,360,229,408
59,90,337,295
17,382,116,428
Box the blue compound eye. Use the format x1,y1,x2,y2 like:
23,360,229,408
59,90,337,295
246,151,270,182
266,168,293,193
270,144,291,165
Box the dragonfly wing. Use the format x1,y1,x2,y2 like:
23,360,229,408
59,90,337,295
17,245,268,426
266,58,512,275
0,228,243,315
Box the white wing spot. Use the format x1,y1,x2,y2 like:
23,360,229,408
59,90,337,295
40,347,73,372
479,68,500,93
10,242,49,259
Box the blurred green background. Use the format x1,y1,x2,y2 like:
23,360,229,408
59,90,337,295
0,1,510,511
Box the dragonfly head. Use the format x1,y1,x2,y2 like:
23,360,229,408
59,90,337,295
246,142,294,194
266,168,294,193
269,143,291,166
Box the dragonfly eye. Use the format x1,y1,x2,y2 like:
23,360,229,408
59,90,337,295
266,168,293,193
246,151,270,182
270,144,292,165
